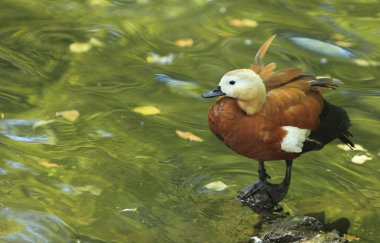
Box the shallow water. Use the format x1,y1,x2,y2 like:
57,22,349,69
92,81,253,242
0,0,379,242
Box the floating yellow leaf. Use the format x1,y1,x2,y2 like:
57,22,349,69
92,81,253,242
332,33,345,40
354,58,370,67
344,234,360,242
175,130,203,142
39,161,60,169
337,144,366,152
89,37,104,47
133,106,160,115
229,19,258,27
335,41,353,47
175,39,194,47
56,110,80,121
353,58,380,67
146,56,153,63
204,181,228,191
218,31,234,37
351,155,373,164
88,0,113,6
69,42,92,53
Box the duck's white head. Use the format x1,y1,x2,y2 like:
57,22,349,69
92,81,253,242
202,68,267,115
219,69,265,100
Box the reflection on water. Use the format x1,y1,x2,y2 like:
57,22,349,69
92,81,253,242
0,207,74,242
0,119,55,144
290,37,353,58
155,74,202,98
0,0,379,242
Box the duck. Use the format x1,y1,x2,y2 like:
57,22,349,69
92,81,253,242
202,35,353,206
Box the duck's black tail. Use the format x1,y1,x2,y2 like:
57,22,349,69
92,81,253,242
302,101,354,153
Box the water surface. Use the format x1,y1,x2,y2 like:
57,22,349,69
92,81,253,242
0,0,379,242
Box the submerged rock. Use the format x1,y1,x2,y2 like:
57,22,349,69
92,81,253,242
239,190,275,215
252,216,347,243
240,191,347,243
239,188,348,242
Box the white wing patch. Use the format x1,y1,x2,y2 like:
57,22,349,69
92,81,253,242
281,126,311,153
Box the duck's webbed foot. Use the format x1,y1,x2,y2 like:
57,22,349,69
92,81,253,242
237,161,271,199
237,160,293,214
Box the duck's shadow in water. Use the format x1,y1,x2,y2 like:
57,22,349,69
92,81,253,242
305,211,350,236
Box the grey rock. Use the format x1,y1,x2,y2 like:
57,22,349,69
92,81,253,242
252,216,347,243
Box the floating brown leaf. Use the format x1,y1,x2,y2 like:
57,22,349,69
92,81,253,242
332,33,345,40
229,19,258,27
175,39,194,47
176,130,203,142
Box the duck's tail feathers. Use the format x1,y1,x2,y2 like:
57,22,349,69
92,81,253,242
339,130,355,148
308,77,343,89
302,101,354,153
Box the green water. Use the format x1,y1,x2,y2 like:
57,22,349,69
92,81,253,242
0,0,379,242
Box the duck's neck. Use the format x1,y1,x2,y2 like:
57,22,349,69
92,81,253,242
237,95,266,115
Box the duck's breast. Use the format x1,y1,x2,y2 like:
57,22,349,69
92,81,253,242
208,97,298,161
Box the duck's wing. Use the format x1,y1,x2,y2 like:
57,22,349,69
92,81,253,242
266,76,352,153
265,81,324,130
250,36,342,91
262,68,304,90
250,35,305,90
266,74,344,115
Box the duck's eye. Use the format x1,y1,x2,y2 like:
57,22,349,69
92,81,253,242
229,81,236,85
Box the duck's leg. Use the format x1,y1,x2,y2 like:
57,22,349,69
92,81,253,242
258,160,271,181
237,160,293,204
237,161,270,200
265,160,293,204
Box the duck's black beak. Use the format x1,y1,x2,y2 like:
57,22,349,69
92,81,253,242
201,86,225,98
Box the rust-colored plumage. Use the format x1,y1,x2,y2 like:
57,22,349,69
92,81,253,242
208,36,329,161
202,35,353,207
209,76,324,161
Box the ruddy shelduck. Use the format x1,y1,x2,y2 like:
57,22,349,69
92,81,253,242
202,35,353,205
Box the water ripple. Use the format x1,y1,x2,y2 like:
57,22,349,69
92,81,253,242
0,207,75,242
